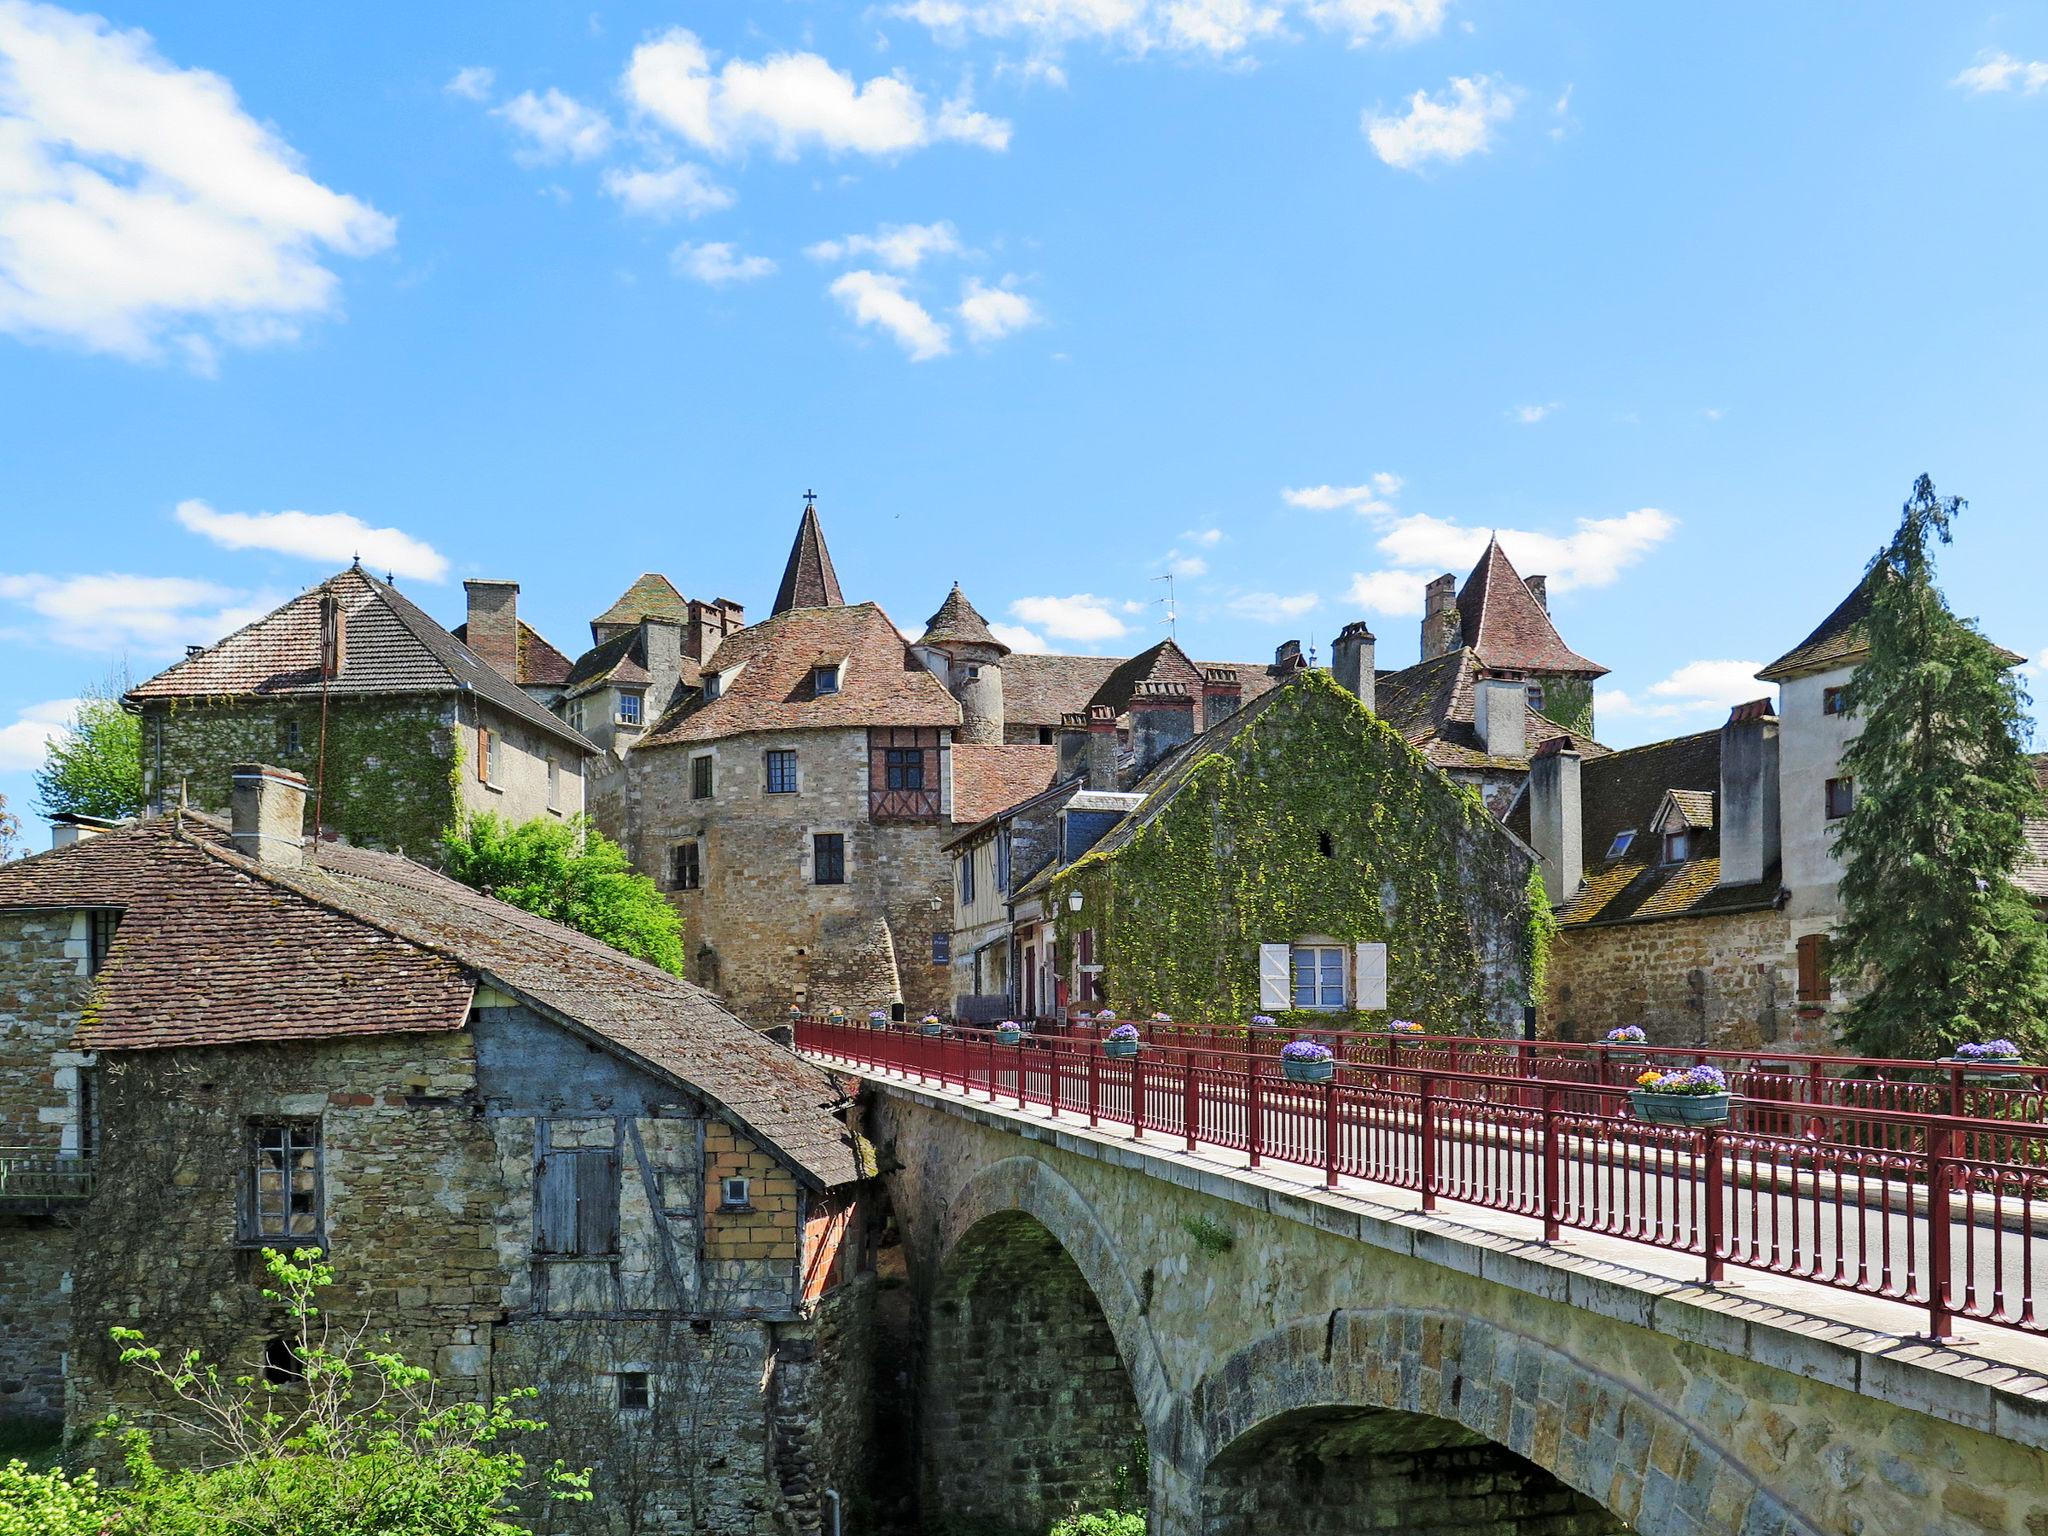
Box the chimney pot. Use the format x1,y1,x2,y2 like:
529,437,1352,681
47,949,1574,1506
462,579,520,681
1525,575,1549,612
1332,621,1377,714
1473,676,1527,760
230,764,308,868
1421,573,1461,661
184,643,204,659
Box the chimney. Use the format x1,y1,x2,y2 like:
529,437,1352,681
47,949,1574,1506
318,589,346,679
639,615,684,718
463,580,520,681
230,764,307,868
49,813,117,850
1273,639,1304,674
1331,622,1376,713
1528,740,1583,904
1129,683,1196,776
1718,698,1781,888
1057,711,1091,785
1525,574,1549,612
1085,705,1119,791
1421,573,1460,660
1473,676,1527,760
1200,666,1242,731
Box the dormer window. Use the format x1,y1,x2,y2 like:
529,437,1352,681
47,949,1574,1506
1663,830,1692,864
813,665,841,697
702,672,722,702
617,691,643,727
1525,680,1546,711
1606,830,1636,860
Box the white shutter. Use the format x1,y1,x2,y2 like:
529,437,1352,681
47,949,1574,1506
1354,942,1388,1012
1258,944,1290,1009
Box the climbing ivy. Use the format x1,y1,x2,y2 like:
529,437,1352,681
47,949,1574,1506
1523,862,1557,1006
1052,673,1539,1033
1535,676,1596,738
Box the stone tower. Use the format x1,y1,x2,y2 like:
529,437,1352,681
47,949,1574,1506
916,583,1008,745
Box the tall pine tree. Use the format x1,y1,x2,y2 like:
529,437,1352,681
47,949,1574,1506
1832,475,2048,1058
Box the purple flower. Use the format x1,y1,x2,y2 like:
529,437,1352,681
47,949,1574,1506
1388,1020,1424,1035
1605,1026,1647,1044
1107,1023,1140,1042
1281,1039,1334,1063
1095,1009,1118,1022
1250,1014,1277,1027
1955,1040,2023,1062
1638,1064,1727,1096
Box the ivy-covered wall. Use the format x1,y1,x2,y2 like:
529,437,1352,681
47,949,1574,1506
1052,673,1543,1034
1536,675,1596,739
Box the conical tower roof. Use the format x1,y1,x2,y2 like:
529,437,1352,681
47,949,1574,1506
1456,536,1607,676
918,583,1007,655
771,502,846,616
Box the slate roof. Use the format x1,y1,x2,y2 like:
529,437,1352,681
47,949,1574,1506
593,572,691,630
636,602,959,747
0,813,861,1187
771,506,845,616
1756,575,1876,683
1373,649,1607,773
919,584,1006,654
1456,538,1607,676
1002,654,1123,727
952,743,1059,824
127,566,594,755
560,627,701,701
451,619,574,689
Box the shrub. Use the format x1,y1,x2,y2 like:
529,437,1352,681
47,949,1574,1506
1049,1514,1145,1536
0,1460,119,1536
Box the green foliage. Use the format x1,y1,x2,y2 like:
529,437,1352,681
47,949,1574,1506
1533,675,1596,738
1051,674,1535,1031
1179,1213,1236,1256
0,793,21,863
440,812,686,974
1833,476,2048,1059
35,674,143,821
1524,862,1557,1004
0,1459,114,1536
1048,1512,1145,1536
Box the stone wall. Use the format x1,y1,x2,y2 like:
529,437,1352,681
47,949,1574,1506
0,1214,73,1427
455,694,587,832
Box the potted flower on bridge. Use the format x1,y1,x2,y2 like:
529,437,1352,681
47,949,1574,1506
1281,1039,1336,1084
1601,1026,1648,1064
1940,1040,2030,1082
1629,1064,1732,1127
994,1020,1024,1046
919,1014,946,1037
868,1009,890,1031
1387,1019,1426,1048
1102,1023,1142,1059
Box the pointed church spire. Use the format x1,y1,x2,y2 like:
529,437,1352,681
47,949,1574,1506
771,496,846,616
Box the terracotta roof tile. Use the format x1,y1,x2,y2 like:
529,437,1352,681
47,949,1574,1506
1456,538,1607,677
1372,649,1607,772
918,584,1005,653
771,507,845,616
452,619,574,689
592,573,690,629
952,743,1059,823
561,627,699,700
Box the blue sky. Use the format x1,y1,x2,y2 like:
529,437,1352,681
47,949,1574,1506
3,1,2047,846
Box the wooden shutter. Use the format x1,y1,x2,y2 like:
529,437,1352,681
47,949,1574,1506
535,1154,575,1253
1797,934,1832,1003
576,1151,619,1255
476,727,491,783
1259,944,1290,1009
1354,943,1388,1011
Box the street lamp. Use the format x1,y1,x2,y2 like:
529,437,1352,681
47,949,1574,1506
1067,890,1083,913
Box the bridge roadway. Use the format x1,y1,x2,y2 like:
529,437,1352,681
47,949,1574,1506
809,1040,2048,1536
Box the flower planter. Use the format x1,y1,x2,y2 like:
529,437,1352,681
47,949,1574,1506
1629,1090,1731,1128
1102,1039,1140,1060
1940,1056,2030,1083
918,1023,945,1037
1387,1035,1424,1050
994,1027,1023,1046
1598,1044,1647,1067
868,1019,890,1031
1283,1058,1335,1083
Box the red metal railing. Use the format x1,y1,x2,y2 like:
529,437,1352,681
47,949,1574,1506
797,1017,2048,1341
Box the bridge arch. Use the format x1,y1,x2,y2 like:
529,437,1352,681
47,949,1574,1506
1186,1309,1821,1536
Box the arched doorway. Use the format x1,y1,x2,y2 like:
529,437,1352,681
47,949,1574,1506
1201,1404,1630,1534
923,1210,1149,1534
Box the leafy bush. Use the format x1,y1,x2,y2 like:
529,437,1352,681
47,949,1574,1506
1048,1515,1145,1536
0,1459,118,1536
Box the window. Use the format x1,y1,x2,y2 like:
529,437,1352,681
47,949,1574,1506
1605,830,1636,860
1291,945,1347,1011
247,1122,322,1243
616,1371,652,1414
277,718,302,757
691,755,714,800
964,665,980,680
765,749,798,794
885,748,925,791
1038,726,1054,745
535,1147,619,1257
86,910,120,976
1317,830,1335,859
1663,830,1692,864
959,852,976,905
1825,776,1855,820
813,832,845,885
671,841,701,892
262,1337,305,1386
813,665,840,697
995,838,1010,894
1796,933,1833,1003
932,932,951,965
1822,686,1847,716
617,691,644,726
719,1175,751,1210
1525,680,1546,711
546,757,561,812
702,672,722,702
476,726,493,784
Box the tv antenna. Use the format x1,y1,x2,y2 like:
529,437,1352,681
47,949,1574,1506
1152,572,1177,639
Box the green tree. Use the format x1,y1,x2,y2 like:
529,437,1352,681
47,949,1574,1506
1832,475,2048,1058
0,793,21,863
34,674,143,821
440,812,685,975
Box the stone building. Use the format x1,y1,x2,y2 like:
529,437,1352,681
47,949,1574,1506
0,766,872,1533
554,574,746,759
126,562,595,854
451,578,576,709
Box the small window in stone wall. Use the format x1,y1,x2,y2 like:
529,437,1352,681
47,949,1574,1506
535,1148,619,1257
765,749,797,794
671,841,701,891
263,1336,305,1386
720,1175,752,1210
244,1121,323,1245
1822,686,1848,716
616,1371,652,1413
692,755,714,800
276,717,302,758
86,910,120,976
813,832,845,885
1825,776,1855,821
1797,933,1833,1003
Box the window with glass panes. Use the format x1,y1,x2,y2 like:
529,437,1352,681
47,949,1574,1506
765,749,797,794
884,748,925,791
813,832,845,885
691,755,714,799
1291,945,1346,1010
247,1122,322,1242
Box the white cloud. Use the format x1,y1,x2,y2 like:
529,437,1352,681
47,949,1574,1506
0,572,276,653
672,241,776,285
0,696,77,771
1164,551,1208,577
602,163,734,219
1345,569,1423,615
0,0,395,363
1372,508,1675,592
445,65,495,102
624,28,1010,159
896,0,1447,56
173,499,450,582
805,220,961,271
493,87,613,163
1701,406,1724,422
1228,590,1319,621
957,277,1039,342
1008,593,1128,643
1184,527,1224,547
827,269,950,358
989,622,1048,653
1509,401,1558,424
1364,74,1514,171
1953,50,2048,94
1549,82,1574,139
1283,473,1402,512
1601,661,1771,721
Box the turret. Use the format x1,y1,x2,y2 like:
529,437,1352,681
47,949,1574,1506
916,583,1008,745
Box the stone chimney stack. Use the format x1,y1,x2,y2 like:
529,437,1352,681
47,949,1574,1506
1421,573,1460,660
639,616,685,719
1057,712,1091,785
230,764,307,869
1331,622,1376,713
1473,676,1527,760
463,580,520,680
1129,683,1195,776
1525,575,1549,612
1718,698,1781,889
1085,705,1119,791
1274,639,1306,674
1200,666,1242,731
1527,740,1583,905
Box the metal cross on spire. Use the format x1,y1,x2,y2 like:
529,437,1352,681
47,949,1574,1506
803,489,818,509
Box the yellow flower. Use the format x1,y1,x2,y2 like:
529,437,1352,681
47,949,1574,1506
1635,1069,1664,1087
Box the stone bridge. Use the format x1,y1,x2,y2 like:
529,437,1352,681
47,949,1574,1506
860,1076,2048,1536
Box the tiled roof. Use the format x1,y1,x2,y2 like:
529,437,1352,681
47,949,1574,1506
561,628,700,701
2022,754,2048,901
451,619,574,689
771,506,845,616
919,584,1006,654
593,572,690,629
1457,538,1607,677
0,813,861,1188
128,566,594,755
1663,789,1716,830
636,602,959,747
1373,649,1607,772
1756,575,1875,683
1087,640,1204,712
952,743,1059,824
1002,654,1121,726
